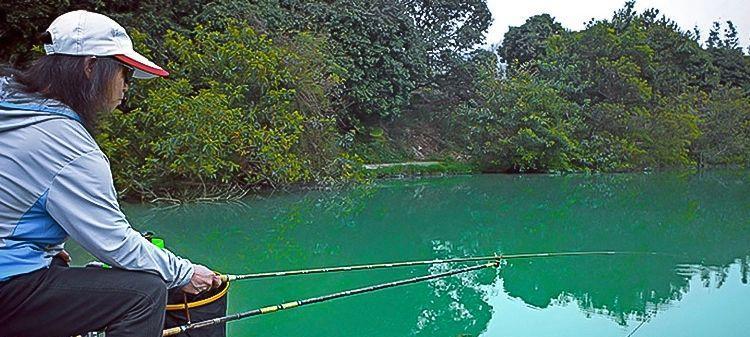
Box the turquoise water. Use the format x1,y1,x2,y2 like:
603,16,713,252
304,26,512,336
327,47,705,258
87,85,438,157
69,171,750,336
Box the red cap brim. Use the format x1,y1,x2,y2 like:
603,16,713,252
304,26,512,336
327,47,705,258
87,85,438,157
114,53,169,78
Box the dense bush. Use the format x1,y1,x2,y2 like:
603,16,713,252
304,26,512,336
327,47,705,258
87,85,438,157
693,87,750,166
460,72,581,173
96,22,360,200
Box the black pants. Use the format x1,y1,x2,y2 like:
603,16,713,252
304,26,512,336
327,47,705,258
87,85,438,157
0,258,167,337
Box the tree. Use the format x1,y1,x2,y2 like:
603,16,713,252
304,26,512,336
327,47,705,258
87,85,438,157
706,22,721,49
640,12,717,95
706,21,750,89
461,71,582,173
497,14,564,73
611,0,637,32
693,87,750,166
404,0,492,77
539,20,654,106
722,21,740,50
200,0,490,122
533,2,710,170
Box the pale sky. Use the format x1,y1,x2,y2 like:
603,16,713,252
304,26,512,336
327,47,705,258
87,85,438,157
486,0,750,50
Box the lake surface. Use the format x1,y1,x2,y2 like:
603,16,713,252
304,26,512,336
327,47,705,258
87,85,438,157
69,171,750,336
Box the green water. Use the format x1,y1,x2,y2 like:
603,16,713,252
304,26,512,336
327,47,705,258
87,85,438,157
69,171,750,336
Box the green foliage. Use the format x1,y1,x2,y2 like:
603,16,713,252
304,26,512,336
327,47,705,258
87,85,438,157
498,14,565,74
637,94,701,168
405,0,493,75
0,0,71,65
509,14,657,171
349,126,411,164
97,22,358,199
194,0,491,121
463,2,737,173
540,21,654,106
640,10,718,95
530,4,736,171
461,72,581,173
706,21,750,89
315,1,423,120
407,49,498,150
693,87,750,166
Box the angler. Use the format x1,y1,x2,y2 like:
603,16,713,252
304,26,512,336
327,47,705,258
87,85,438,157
0,10,222,337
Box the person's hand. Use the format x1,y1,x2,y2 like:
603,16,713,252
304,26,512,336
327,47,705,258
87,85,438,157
181,264,222,295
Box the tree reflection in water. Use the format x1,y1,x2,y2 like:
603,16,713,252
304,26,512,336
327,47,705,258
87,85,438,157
357,170,750,334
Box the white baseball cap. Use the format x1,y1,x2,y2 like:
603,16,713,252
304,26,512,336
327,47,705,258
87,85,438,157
43,10,168,79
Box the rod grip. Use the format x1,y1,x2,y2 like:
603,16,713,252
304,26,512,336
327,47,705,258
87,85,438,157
163,327,183,336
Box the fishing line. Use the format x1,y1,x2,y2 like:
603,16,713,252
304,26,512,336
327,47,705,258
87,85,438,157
219,250,663,282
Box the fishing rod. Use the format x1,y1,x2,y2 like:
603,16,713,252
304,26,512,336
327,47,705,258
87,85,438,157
165,261,499,336
219,250,654,282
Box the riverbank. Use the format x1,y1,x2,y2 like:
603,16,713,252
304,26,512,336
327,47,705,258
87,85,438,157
362,160,475,178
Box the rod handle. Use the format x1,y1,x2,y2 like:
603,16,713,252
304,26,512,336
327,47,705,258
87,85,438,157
163,326,183,336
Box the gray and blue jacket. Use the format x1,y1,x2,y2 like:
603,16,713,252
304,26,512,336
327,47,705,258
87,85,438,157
0,76,193,288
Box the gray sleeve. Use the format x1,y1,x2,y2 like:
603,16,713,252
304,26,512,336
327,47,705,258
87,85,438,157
46,150,194,288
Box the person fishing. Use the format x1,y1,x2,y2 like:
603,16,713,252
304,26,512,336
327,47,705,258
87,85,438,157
0,10,222,337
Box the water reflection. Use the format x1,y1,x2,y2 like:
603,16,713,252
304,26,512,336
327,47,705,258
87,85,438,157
320,170,749,333
411,240,499,336
402,171,749,330
68,170,750,336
